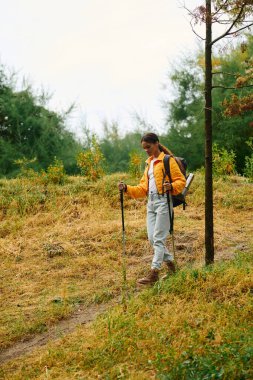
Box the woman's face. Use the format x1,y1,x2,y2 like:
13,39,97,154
141,141,159,157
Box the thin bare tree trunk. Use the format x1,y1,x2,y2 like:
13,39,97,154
205,0,214,264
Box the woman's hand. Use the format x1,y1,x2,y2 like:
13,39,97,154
118,181,127,192
163,181,172,192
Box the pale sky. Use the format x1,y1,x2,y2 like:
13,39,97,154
0,0,203,138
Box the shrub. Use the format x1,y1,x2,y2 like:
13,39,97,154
14,156,37,178
14,156,66,185
128,151,143,178
212,144,236,176
243,138,253,181
77,136,105,181
43,158,66,185
244,155,253,181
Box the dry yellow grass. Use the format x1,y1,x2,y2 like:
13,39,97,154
0,171,252,378
1,253,252,379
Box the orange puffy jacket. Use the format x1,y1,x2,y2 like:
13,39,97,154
126,151,186,199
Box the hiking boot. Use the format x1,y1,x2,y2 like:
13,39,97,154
165,260,176,273
161,261,176,280
137,269,159,285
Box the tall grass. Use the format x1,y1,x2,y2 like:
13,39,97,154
0,171,252,378
1,253,252,379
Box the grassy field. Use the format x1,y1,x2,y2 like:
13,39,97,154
0,172,252,379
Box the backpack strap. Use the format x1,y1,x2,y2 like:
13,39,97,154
163,155,172,183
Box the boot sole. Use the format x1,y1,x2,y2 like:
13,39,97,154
136,281,157,286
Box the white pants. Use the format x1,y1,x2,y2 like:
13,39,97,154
147,194,173,270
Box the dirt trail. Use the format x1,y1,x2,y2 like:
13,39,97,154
0,254,166,366
0,297,120,365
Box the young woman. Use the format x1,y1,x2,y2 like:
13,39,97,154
118,132,186,285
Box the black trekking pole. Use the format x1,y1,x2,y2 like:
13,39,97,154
119,183,127,311
166,190,173,234
166,188,176,262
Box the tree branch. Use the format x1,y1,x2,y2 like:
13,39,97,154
212,84,253,90
211,4,246,46
226,22,253,35
216,19,253,23
177,1,197,18
177,0,206,40
212,0,230,17
212,71,239,77
190,20,205,41
213,10,230,23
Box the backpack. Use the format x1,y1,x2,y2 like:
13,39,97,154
163,155,190,210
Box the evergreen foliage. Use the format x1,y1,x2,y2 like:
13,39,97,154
0,66,81,177
163,57,205,170
165,34,253,173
